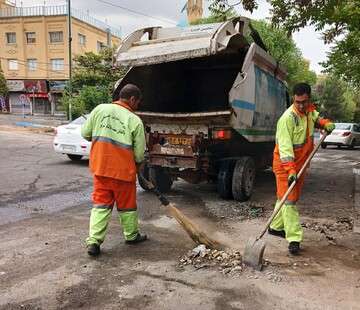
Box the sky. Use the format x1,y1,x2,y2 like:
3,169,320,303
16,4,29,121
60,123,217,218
17,0,330,73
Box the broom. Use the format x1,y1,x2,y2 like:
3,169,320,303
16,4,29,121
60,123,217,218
138,173,221,249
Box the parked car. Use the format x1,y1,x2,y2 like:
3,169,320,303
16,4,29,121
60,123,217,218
53,115,91,161
321,123,360,149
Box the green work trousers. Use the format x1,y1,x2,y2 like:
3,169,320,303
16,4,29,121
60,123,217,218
86,208,139,246
270,200,303,243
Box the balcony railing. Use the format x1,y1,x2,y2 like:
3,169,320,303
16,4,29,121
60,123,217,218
0,4,122,38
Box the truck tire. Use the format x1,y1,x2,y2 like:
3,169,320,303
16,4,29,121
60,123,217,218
217,160,235,199
232,157,256,202
149,167,173,193
137,163,152,191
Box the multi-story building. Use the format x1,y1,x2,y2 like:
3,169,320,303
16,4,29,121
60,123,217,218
0,0,121,115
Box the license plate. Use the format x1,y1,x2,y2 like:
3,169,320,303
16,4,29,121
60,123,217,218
167,136,192,145
160,147,185,155
62,145,76,152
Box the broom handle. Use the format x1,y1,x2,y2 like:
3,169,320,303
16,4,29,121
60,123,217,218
137,172,170,206
256,132,328,240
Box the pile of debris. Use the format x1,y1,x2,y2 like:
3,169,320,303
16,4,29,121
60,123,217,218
178,244,244,275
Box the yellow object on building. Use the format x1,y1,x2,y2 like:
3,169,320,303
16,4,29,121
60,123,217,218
187,0,203,24
0,0,121,115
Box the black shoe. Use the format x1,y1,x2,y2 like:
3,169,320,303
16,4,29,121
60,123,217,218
268,228,286,239
125,233,148,244
288,242,300,255
87,243,100,257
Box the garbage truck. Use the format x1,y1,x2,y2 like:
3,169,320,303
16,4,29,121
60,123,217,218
114,17,289,201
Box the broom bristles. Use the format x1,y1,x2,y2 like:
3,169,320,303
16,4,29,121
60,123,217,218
168,203,221,249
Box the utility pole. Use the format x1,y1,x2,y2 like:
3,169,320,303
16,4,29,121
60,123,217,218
67,0,72,121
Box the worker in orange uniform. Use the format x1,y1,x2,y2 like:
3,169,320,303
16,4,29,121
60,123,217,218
81,84,147,257
269,83,335,255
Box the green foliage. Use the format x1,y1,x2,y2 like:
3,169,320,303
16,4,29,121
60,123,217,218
209,0,257,16
0,68,8,98
268,0,360,86
250,20,317,90
314,75,358,122
62,46,127,119
62,85,111,120
209,0,360,85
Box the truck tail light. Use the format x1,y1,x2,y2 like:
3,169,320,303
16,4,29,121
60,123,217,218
212,129,231,140
342,131,351,136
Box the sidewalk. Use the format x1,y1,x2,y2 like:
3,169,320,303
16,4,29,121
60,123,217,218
0,113,68,129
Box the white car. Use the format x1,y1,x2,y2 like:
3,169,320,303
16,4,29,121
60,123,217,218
53,115,91,161
321,123,360,149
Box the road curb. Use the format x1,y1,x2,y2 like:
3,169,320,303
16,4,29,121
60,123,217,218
14,121,55,133
353,167,360,233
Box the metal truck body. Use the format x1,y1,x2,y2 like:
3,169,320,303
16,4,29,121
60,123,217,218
114,17,288,201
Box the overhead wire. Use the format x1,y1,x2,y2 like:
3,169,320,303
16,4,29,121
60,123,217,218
93,0,178,25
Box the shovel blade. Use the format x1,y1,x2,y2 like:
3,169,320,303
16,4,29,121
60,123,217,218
243,237,266,271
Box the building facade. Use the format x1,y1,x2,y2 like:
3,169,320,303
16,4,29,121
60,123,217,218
0,0,121,115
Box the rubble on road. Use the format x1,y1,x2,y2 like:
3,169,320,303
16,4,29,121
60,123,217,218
178,244,283,283
204,200,266,221
179,244,243,276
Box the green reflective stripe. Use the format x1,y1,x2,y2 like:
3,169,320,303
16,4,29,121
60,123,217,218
93,204,113,209
236,129,275,136
92,136,133,149
280,156,294,163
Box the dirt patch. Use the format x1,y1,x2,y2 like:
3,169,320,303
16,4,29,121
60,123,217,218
302,217,353,244
204,200,265,220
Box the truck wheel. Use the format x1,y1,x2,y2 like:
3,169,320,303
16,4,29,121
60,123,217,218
217,160,235,199
137,163,152,191
232,157,256,202
149,167,173,193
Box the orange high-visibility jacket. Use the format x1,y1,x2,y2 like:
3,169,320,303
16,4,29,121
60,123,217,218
81,102,145,182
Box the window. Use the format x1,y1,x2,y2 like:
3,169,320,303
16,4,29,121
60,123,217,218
8,59,18,70
78,33,86,46
26,32,36,44
51,58,64,71
97,41,105,52
6,32,16,44
49,31,63,43
27,59,37,71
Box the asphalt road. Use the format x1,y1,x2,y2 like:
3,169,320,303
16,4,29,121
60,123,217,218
0,128,359,310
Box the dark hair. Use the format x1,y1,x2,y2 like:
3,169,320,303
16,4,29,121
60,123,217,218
293,83,311,96
117,84,142,101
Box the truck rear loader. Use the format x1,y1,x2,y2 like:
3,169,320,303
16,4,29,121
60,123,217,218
114,17,288,201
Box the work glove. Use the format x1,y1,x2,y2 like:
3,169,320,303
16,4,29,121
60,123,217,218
324,122,335,134
288,170,297,187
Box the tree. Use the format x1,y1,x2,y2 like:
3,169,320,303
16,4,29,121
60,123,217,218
62,46,127,119
250,20,317,90
209,0,360,85
313,74,358,122
0,67,8,98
